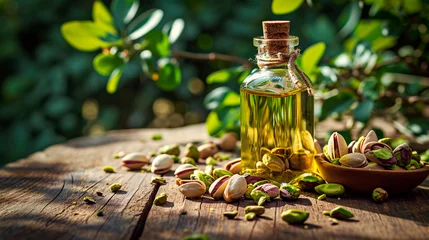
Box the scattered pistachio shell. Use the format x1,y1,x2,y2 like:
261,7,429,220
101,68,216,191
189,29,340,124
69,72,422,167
315,183,345,197
281,209,309,224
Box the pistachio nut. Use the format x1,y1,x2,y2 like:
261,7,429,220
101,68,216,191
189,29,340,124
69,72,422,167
347,141,356,153
245,205,265,216
260,147,271,157
205,156,217,166
181,157,196,166
121,152,149,170
363,142,397,166
279,184,301,201
153,193,167,206
262,153,285,172
198,143,218,159
110,183,122,192
327,132,349,160
183,234,210,240
176,179,206,198
339,153,368,168
323,145,332,161
412,151,421,161
219,132,237,151
331,158,340,165
150,176,166,185
329,207,354,220
405,159,421,170
253,180,270,187
315,183,345,197
256,161,270,171
378,138,392,148
384,164,406,171
245,212,256,221
245,184,255,199
281,209,309,224
271,147,292,160
244,175,265,184
393,143,412,167
174,164,198,179
223,210,238,219
363,162,385,170
213,152,231,161
301,130,315,151
274,169,295,183
158,144,180,156
361,130,378,152
223,174,247,202
254,183,279,199
224,159,242,174
317,194,327,200
290,173,324,191
184,143,200,160
208,175,230,199
151,154,174,174
213,168,233,179
314,139,322,154
372,187,388,202
190,170,214,191
289,149,312,170
205,165,214,176
250,189,270,206
352,136,365,153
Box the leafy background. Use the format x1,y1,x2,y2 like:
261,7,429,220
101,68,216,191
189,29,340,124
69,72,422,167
1,0,428,166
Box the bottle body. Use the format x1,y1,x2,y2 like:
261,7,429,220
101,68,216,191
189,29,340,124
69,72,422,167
240,66,315,182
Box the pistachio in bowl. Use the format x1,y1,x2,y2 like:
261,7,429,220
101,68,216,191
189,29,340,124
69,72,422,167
315,130,429,194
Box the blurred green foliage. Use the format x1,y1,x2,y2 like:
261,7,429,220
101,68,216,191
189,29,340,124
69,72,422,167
1,0,429,166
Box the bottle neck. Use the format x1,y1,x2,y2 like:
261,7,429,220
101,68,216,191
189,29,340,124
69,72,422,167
253,36,299,69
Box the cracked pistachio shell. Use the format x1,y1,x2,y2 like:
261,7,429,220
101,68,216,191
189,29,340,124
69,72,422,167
327,132,349,160
219,132,237,151
223,174,247,202
301,130,315,151
158,144,180,156
176,179,206,198
347,141,356,153
405,159,422,170
281,209,309,224
339,153,368,168
174,164,198,179
315,183,345,197
372,187,388,202
262,153,285,172
191,170,214,191
279,184,301,201
224,159,242,174
393,143,412,167
198,143,218,159
213,168,233,179
151,154,174,174
352,136,365,153
180,157,196,166
208,175,230,199
250,189,270,206
363,142,396,166
361,130,378,152
378,138,392,148
254,183,279,199
121,153,149,170
184,143,200,160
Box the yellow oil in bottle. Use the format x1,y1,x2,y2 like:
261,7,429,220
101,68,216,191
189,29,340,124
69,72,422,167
240,88,315,182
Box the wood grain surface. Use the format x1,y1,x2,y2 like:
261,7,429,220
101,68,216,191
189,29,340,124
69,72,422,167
1,124,429,240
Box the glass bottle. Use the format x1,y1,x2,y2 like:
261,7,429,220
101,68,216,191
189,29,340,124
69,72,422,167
240,23,315,183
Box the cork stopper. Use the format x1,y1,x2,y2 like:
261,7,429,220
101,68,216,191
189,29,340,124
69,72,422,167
262,21,290,55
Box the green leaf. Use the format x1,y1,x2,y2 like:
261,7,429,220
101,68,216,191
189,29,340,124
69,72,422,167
353,99,374,122
319,91,356,121
206,111,224,136
372,36,396,52
206,67,244,84
140,50,155,76
156,63,181,91
372,148,393,160
204,87,240,110
353,20,383,41
403,0,422,14
162,18,185,44
301,42,326,75
93,0,116,34
206,106,240,137
107,67,123,94
127,9,164,40
142,31,170,57
111,0,139,29
272,0,304,15
358,77,381,100
337,1,362,38
93,53,123,76
61,21,116,51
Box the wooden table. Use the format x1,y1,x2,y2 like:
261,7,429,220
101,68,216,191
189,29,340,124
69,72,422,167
1,124,429,240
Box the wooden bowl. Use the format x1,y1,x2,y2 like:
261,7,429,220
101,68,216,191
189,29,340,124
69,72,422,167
315,155,429,194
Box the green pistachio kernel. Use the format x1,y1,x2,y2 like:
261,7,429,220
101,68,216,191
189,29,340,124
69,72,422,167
245,184,255,199
96,210,104,216
150,176,166,185
245,212,256,221
223,210,238,219
83,196,96,204
372,187,388,202
250,189,270,206
183,233,210,240
181,157,197,166
151,134,163,140
154,193,167,206
205,157,217,166
317,194,327,200
158,144,180,156
378,138,392,148
110,183,122,192
212,168,233,179
245,206,265,216
281,209,309,224
102,166,115,173
315,183,345,197
329,207,354,220
331,158,340,165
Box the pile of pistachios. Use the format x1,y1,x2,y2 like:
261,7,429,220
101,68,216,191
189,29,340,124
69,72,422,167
320,130,428,170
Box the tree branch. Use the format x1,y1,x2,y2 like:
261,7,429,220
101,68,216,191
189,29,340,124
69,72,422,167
383,90,429,104
171,50,254,69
